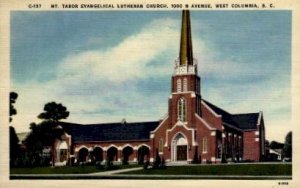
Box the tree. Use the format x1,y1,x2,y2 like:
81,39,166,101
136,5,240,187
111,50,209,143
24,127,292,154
9,92,18,122
283,131,292,160
270,141,284,149
10,126,20,167
9,92,20,167
37,102,69,166
24,121,65,167
38,102,69,123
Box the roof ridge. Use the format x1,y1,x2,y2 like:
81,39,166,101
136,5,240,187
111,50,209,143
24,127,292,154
85,120,160,126
60,120,160,126
232,112,260,116
202,99,232,115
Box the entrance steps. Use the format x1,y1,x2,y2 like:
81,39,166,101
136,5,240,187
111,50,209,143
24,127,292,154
166,161,190,166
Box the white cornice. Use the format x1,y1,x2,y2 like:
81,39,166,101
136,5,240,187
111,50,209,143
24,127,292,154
195,113,216,130
165,121,198,146
150,116,169,134
257,111,263,126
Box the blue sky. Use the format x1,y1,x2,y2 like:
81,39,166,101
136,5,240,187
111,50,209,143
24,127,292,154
11,11,291,142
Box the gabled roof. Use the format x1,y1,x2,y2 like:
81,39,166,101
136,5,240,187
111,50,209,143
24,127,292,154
59,121,160,143
202,100,260,131
232,113,259,130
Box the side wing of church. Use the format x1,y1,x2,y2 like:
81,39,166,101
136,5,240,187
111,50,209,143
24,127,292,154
54,10,266,165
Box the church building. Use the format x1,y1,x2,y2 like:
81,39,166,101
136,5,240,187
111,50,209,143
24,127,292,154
55,10,266,165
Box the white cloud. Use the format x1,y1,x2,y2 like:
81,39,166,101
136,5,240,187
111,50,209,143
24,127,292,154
57,18,180,83
11,18,180,133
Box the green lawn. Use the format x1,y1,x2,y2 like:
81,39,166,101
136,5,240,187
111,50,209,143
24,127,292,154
122,164,292,176
10,164,141,174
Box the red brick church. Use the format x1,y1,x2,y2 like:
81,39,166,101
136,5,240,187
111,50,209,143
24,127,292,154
55,10,266,165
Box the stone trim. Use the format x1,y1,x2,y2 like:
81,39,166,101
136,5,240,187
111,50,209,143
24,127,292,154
165,121,197,146
195,113,216,130
257,111,263,126
201,101,222,118
150,116,169,134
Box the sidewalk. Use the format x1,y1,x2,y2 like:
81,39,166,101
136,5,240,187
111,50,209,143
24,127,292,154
89,167,143,175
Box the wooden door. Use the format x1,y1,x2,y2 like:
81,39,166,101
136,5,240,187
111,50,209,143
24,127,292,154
177,146,187,161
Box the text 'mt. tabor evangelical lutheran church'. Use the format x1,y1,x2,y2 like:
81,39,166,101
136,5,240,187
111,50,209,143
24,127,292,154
56,10,266,165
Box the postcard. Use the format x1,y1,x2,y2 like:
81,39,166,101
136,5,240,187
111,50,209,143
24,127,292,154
1,0,299,187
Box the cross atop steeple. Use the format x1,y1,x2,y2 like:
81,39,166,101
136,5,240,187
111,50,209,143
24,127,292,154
179,10,193,65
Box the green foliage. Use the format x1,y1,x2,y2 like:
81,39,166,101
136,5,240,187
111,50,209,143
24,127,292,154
270,141,284,149
192,147,199,164
10,126,20,167
153,153,161,169
25,121,64,150
124,164,292,176
22,102,69,167
283,131,292,159
38,102,70,122
9,92,18,122
104,159,114,170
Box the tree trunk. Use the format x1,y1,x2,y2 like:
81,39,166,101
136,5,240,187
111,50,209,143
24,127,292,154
52,144,55,167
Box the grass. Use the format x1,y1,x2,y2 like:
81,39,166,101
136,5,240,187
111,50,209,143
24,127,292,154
10,164,141,174
122,164,292,176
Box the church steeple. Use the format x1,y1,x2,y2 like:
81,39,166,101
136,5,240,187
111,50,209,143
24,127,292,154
169,9,202,126
179,10,193,65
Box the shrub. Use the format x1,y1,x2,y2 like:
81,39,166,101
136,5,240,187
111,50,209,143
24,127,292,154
153,155,161,169
143,161,149,170
104,159,114,170
95,161,103,170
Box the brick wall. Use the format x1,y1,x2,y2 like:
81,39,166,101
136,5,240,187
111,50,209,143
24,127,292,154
201,102,223,130
243,131,260,161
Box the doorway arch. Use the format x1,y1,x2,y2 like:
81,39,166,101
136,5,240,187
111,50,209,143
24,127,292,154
56,141,68,163
107,146,118,161
172,133,188,161
93,147,103,162
137,145,150,164
78,147,89,162
122,146,133,164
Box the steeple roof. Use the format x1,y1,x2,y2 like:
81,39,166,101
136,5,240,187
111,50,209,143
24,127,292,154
179,10,193,65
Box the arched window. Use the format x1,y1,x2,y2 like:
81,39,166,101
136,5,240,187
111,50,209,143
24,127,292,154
183,78,187,91
159,138,164,153
177,79,182,92
203,137,208,153
178,98,186,121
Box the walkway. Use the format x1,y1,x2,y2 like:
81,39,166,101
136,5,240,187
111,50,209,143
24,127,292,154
89,167,143,175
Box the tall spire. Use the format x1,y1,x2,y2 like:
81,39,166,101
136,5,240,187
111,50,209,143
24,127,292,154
179,10,193,65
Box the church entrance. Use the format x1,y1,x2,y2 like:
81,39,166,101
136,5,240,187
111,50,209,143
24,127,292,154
137,146,150,164
172,133,188,161
56,141,68,163
177,146,187,160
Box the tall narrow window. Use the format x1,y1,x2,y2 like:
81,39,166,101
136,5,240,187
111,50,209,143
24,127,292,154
177,79,182,92
196,79,199,94
196,79,198,93
183,78,187,91
203,137,207,153
196,97,199,114
159,138,164,153
178,98,186,121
